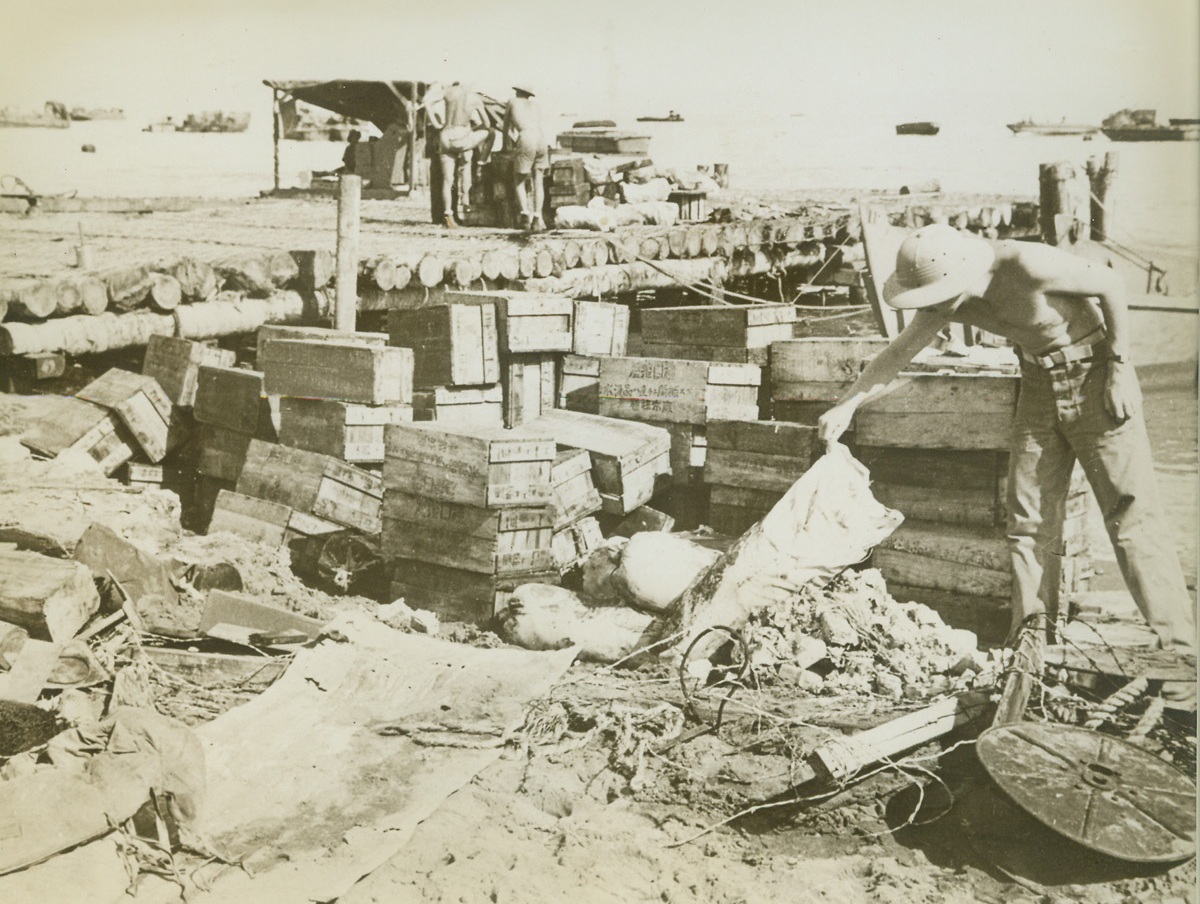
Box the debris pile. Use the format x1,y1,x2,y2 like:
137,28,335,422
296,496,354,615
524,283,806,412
743,567,991,699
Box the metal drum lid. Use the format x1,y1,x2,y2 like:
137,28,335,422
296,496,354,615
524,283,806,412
977,722,1196,863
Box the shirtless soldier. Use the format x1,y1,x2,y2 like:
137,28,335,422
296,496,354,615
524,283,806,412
503,85,547,231
817,225,1196,693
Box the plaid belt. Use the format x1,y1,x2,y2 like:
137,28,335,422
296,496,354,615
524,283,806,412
1019,330,1107,369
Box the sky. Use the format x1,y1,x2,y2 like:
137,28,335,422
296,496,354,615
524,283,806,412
2,0,1198,127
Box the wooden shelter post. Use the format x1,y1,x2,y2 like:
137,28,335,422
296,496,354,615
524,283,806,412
335,175,362,331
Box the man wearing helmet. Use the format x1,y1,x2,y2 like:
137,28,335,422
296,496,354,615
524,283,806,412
817,225,1195,689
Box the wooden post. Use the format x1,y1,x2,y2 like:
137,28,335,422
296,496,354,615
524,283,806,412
1039,161,1079,246
992,628,1043,726
1086,152,1118,241
334,175,361,332
272,90,281,193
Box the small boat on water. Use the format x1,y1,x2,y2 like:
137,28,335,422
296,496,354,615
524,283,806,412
895,121,939,136
69,107,125,121
636,111,683,123
0,101,70,129
144,118,178,133
1101,109,1200,142
1007,118,1100,138
180,111,251,133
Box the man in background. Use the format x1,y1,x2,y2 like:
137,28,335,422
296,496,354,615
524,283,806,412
503,85,547,232
437,81,492,227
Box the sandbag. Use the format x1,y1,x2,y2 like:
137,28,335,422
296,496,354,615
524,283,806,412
552,205,614,232
497,583,655,663
627,201,679,226
659,444,903,660
613,533,719,613
620,178,671,204
580,537,628,605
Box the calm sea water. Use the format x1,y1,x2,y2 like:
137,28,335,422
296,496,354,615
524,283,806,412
2,112,1197,256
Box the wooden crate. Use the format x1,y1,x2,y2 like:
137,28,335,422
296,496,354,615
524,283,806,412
444,290,574,354
552,448,602,529
855,446,1007,527
641,303,796,350
559,354,600,413
389,302,500,387
278,398,413,463
645,421,706,485
20,396,136,476
855,373,1019,451
770,337,891,401
197,426,254,481
704,420,818,494
707,484,780,536
412,384,503,427
76,368,173,462
235,439,384,534
503,353,557,427
525,409,671,515
260,339,414,405
124,463,165,488
141,335,235,407
384,420,556,509
390,558,559,625
552,516,605,573
573,300,629,357
255,324,388,367
382,492,555,575
598,357,761,426
193,365,268,435
207,489,291,547
638,343,770,366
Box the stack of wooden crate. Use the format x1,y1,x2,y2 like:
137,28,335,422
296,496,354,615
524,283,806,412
639,303,798,367
383,420,560,621
208,438,384,549
559,299,631,413
597,355,761,497
548,448,605,573
258,325,415,465
191,363,276,519
441,290,574,428
525,409,672,519
388,299,503,424
703,420,820,535
768,336,889,425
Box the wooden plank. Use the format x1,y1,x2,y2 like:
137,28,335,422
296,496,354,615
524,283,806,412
877,520,1009,571
255,324,387,365
76,368,172,462
861,372,1019,415
141,335,235,407
277,398,413,462
708,484,784,511
193,365,266,434
572,300,629,356
141,647,287,688
260,339,414,404
198,589,325,640
0,548,100,641
638,342,771,366
871,483,1002,527
207,489,291,547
